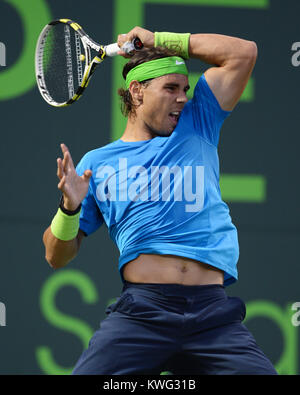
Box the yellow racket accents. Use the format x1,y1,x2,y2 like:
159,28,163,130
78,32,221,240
59,19,83,32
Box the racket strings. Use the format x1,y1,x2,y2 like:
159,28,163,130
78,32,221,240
40,23,85,104
64,24,75,98
75,32,83,86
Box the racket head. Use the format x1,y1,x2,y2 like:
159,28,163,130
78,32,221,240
35,19,103,107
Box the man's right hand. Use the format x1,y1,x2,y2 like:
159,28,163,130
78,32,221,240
57,144,92,211
117,26,154,57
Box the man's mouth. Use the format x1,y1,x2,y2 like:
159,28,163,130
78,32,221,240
169,111,181,123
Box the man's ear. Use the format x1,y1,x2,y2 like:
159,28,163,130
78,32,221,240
129,80,144,106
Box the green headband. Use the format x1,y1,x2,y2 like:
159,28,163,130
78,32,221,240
125,56,188,89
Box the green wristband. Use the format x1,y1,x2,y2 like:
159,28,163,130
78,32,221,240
154,32,191,59
51,207,81,241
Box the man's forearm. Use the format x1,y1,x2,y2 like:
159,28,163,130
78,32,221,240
43,226,81,269
189,33,257,67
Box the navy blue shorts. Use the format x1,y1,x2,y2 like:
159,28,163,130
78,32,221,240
72,282,277,375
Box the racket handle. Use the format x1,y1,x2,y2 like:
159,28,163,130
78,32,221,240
104,37,144,57
104,43,120,57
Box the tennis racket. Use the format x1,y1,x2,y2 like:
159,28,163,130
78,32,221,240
35,19,143,107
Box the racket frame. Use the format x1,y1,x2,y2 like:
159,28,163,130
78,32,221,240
35,19,136,107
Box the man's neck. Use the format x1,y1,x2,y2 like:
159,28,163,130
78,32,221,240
120,116,154,142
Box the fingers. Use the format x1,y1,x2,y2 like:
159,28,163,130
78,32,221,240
56,144,92,199
57,146,67,182
82,170,92,180
120,27,142,43
57,158,63,179
117,49,131,59
60,143,68,154
61,143,74,166
60,143,70,167
57,144,73,192
80,170,92,186
117,33,129,49
117,37,132,58
57,174,66,190
59,143,75,174
117,27,154,51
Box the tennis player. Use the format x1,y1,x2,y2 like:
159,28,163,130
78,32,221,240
43,26,277,374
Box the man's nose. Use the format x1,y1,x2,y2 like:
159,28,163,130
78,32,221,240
176,92,188,103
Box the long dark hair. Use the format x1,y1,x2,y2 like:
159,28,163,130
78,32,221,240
118,46,178,117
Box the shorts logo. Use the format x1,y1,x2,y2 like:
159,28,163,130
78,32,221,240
95,158,204,213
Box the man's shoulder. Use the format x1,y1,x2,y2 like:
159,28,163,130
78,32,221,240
83,139,121,159
77,140,121,168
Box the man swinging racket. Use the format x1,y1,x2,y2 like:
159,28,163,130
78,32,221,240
43,26,277,375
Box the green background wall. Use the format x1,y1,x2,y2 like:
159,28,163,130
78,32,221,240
0,0,299,374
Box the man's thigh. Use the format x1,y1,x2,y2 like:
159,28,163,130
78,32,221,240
171,297,277,375
72,296,178,375
170,322,276,374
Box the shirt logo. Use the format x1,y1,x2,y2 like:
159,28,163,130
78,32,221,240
175,60,185,65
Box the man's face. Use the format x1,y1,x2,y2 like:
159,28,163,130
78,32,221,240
138,73,190,137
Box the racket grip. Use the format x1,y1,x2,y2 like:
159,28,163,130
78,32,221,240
104,43,120,57
104,42,132,57
104,38,143,57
